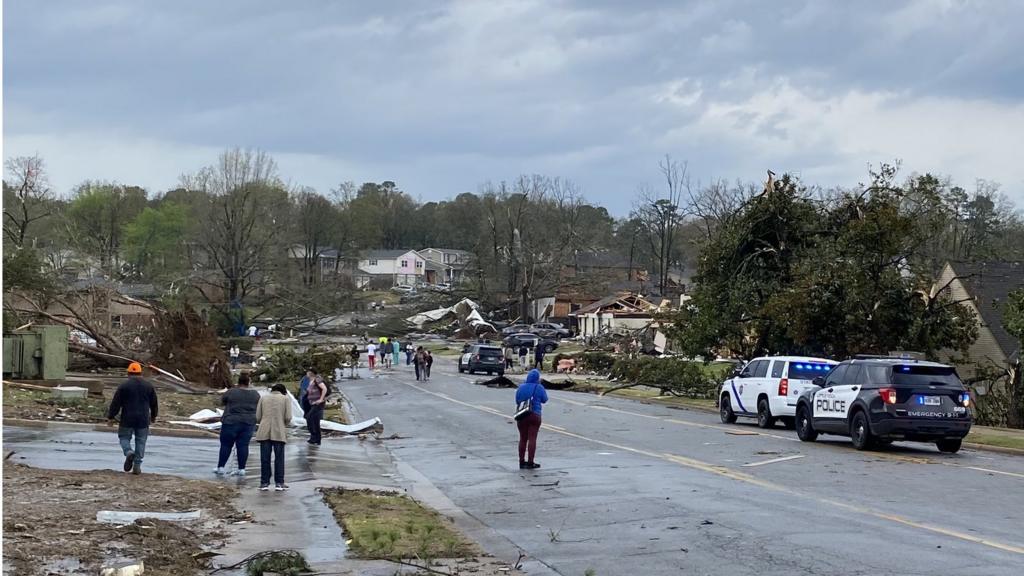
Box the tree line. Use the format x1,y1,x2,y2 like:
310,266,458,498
4,150,1023,335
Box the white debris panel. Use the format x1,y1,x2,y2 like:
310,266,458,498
168,389,383,435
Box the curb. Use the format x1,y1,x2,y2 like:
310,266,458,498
2,418,219,439
963,442,1024,457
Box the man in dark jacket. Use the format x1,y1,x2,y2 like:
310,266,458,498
107,362,159,475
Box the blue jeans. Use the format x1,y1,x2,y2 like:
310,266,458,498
218,422,255,469
118,426,149,464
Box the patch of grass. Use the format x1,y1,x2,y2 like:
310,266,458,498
965,432,1024,451
322,488,477,560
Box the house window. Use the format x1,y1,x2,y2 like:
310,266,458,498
111,315,123,328
401,260,408,267
415,261,423,268
369,259,378,266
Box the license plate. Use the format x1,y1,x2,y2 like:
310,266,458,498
922,396,941,406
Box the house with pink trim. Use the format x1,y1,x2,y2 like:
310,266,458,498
354,249,426,288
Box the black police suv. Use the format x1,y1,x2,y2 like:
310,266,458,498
794,358,972,453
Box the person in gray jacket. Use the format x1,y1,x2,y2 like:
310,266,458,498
255,383,293,491
214,372,261,476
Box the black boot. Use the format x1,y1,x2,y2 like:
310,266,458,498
519,461,529,469
527,462,541,469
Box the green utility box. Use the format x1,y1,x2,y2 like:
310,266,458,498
2,325,69,380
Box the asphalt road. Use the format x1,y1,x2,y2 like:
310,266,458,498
343,358,1024,576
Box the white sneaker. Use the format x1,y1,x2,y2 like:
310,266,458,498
230,469,246,477
274,484,289,491
214,467,226,475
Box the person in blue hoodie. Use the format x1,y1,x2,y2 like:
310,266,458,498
515,369,548,469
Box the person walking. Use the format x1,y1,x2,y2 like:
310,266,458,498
349,344,360,378
405,343,414,365
214,372,260,476
424,350,434,380
534,344,546,371
518,345,528,373
106,362,158,475
229,345,240,369
305,372,328,446
515,369,548,470
299,368,313,415
378,336,388,366
391,338,401,369
504,345,515,373
414,346,426,381
255,383,292,491
366,341,377,370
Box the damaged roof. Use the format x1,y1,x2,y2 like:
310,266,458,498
570,293,658,316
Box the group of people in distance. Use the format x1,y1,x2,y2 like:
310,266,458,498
362,337,433,380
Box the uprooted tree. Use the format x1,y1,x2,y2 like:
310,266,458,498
8,282,229,387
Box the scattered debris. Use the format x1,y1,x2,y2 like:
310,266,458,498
99,560,145,576
741,454,805,467
3,462,236,575
726,430,759,436
96,510,202,524
168,390,384,436
477,376,516,388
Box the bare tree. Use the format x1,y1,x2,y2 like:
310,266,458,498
180,148,288,308
633,156,688,294
291,187,339,287
3,156,54,247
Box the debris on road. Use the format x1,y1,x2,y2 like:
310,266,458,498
477,376,516,388
741,454,805,467
406,298,498,338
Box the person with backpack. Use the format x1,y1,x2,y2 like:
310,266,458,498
515,369,548,469
424,350,434,380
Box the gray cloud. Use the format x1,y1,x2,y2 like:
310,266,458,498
5,0,1023,214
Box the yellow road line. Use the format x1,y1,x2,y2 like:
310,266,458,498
401,380,1024,556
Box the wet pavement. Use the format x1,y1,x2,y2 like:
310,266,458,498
339,359,1024,576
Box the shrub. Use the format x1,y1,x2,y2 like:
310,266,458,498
610,357,718,398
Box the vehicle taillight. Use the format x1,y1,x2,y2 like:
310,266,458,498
473,354,480,361
778,378,788,396
960,392,971,407
879,387,897,405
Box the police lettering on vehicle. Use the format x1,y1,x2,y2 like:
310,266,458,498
814,392,846,414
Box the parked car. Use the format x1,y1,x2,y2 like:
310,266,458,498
458,344,505,376
391,285,415,293
503,333,558,353
530,322,572,339
719,356,838,429
794,357,972,452
500,324,533,336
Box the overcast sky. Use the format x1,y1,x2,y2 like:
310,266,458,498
4,0,1023,214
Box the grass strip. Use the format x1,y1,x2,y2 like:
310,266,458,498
322,488,477,560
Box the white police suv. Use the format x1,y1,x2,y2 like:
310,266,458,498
719,356,837,429
794,357,972,452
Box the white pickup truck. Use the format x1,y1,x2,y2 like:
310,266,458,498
719,356,837,429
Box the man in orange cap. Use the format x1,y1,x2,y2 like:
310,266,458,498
107,362,159,474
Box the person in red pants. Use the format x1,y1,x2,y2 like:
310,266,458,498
515,369,548,470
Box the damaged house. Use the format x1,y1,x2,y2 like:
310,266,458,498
571,292,674,352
